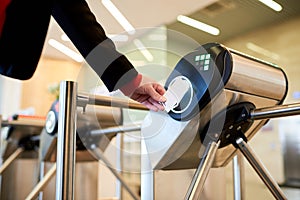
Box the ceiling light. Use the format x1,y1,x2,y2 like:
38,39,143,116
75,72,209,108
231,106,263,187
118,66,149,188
130,60,146,66
61,34,70,42
246,42,280,60
148,34,167,41
107,34,129,42
48,39,84,62
258,0,282,12
177,15,220,36
133,39,154,62
102,0,135,34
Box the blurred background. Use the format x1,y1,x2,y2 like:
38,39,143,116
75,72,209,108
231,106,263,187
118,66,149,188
0,0,300,199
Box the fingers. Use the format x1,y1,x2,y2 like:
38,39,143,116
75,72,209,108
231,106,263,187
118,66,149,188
129,82,167,111
132,94,164,111
133,94,148,103
142,101,159,111
154,84,166,96
148,97,165,111
142,100,164,111
145,84,166,102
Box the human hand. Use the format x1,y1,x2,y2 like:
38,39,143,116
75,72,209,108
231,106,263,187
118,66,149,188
130,81,166,111
120,74,166,111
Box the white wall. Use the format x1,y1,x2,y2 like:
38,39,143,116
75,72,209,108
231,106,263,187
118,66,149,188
0,76,22,119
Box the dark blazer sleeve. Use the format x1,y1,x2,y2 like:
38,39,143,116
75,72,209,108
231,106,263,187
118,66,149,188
0,0,52,80
52,0,138,91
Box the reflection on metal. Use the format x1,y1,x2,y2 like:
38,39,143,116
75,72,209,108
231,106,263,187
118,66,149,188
0,148,24,175
184,141,220,200
140,139,154,200
25,163,56,200
55,81,77,200
141,43,288,171
0,116,44,199
1,117,45,127
279,117,300,187
90,145,140,200
235,138,287,200
40,104,123,163
54,81,148,200
233,153,245,200
90,123,141,136
140,43,290,199
251,102,300,120
77,93,148,111
52,43,298,199
1,118,44,159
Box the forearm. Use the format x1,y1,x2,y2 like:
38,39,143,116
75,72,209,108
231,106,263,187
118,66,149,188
52,0,138,91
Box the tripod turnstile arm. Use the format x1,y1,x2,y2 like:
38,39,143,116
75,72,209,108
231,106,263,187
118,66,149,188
25,163,57,200
0,147,24,175
184,141,220,200
235,138,287,200
250,102,300,120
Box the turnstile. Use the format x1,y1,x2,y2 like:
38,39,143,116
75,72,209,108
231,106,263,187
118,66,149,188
18,42,300,200
140,42,293,200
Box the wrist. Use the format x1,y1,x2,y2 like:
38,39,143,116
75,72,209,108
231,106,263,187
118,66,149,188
119,73,143,96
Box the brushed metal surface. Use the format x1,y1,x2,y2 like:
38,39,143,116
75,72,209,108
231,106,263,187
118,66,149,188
141,48,288,170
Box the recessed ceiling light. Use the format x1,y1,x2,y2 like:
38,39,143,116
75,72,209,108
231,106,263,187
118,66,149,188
133,39,154,62
258,0,283,12
148,34,167,41
107,34,129,42
177,15,220,36
246,42,280,60
48,39,83,62
130,60,146,66
102,0,135,34
61,34,70,42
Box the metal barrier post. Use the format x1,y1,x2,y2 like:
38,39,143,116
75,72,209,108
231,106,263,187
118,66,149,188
233,153,245,200
56,81,77,200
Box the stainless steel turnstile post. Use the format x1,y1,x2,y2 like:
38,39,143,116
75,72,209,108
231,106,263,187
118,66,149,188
56,81,77,200
233,153,245,200
184,141,220,200
54,81,147,200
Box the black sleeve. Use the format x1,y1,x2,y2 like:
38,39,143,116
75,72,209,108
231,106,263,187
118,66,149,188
52,0,138,91
0,0,52,80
